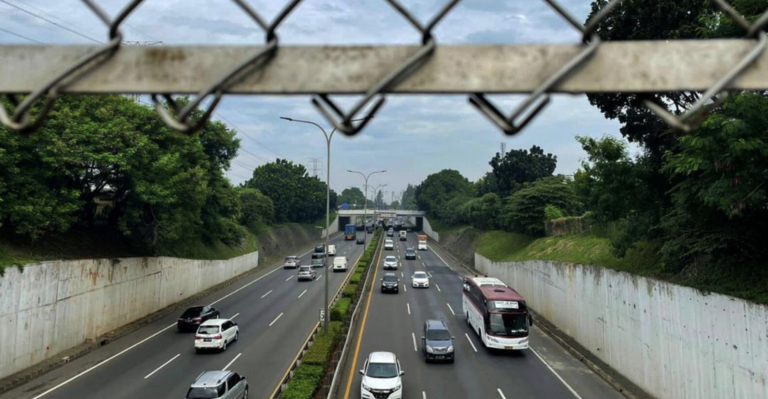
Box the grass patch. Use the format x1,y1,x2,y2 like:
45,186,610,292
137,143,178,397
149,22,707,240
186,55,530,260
475,230,660,273
427,219,469,234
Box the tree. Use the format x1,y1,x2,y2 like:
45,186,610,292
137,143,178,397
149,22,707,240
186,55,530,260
401,184,418,210
375,190,385,209
415,169,473,223
461,192,502,230
238,187,275,231
489,145,557,197
501,176,580,236
338,187,366,209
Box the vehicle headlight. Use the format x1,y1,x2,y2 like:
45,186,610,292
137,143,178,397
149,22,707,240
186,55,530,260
447,345,454,352
519,338,528,345
362,381,370,391
487,336,498,343
394,384,402,391
426,345,434,353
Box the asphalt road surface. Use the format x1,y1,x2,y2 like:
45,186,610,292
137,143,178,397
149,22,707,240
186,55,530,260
1,233,370,399
337,231,626,399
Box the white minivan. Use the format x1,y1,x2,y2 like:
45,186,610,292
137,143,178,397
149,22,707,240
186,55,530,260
384,239,394,250
332,256,348,272
327,244,337,256
195,318,239,353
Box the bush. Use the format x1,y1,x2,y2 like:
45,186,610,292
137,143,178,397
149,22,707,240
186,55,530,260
281,364,325,399
342,283,358,298
356,266,366,274
350,271,363,284
301,321,342,367
358,260,368,269
331,297,352,321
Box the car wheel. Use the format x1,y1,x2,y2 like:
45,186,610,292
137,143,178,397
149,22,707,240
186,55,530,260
466,313,470,325
195,348,201,354
449,357,455,364
243,388,248,399
235,331,239,342
222,340,227,352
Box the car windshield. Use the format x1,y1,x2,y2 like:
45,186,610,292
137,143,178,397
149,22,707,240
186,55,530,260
426,328,452,341
413,272,427,279
383,276,398,282
366,362,398,378
186,387,219,399
198,325,219,334
385,256,396,262
285,257,296,262
299,267,311,272
488,313,529,335
181,307,204,317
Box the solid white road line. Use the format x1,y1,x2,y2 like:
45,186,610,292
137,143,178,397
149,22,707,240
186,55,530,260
261,290,273,299
465,333,478,352
530,348,583,399
230,313,240,320
446,303,455,315
412,333,418,352
286,275,294,281
269,313,284,327
31,322,177,398
298,289,307,298
435,284,441,292
144,354,180,379
497,388,507,399
407,303,411,315
223,353,242,371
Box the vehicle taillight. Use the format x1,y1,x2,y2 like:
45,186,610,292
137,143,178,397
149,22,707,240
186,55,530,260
212,334,222,339
193,317,202,321
178,318,184,322
195,335,203,339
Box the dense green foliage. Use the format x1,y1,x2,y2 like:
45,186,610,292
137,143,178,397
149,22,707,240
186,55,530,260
0,95,334,260
489,145,557,196
244,159,336,223
280,364,325,399
502,177,581,236
338,187,369,209
331,297,352,321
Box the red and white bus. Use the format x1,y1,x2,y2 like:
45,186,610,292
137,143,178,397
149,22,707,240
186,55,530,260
462,276,532,350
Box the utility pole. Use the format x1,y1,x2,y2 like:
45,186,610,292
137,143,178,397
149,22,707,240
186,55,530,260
307,157,322,177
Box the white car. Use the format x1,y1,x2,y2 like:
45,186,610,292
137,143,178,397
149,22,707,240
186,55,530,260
333,256,348,272
195,318,239,352
360,351,404,399
383,256,398,270
411,271,429,288
327,244,337,256
384,239,394,250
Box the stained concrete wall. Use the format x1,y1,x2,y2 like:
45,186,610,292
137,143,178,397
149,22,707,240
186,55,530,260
0,251,258,380
421,217,440,243
474,254,768,399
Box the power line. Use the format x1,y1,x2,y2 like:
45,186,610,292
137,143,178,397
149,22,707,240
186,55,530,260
0,26,42,43
0,0,102,44
4,0,103,40
213,111,285,160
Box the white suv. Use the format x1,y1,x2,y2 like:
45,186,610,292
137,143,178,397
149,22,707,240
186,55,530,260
383,256,398,270
333,256,348,272
195,318,239,352
360,351,404,399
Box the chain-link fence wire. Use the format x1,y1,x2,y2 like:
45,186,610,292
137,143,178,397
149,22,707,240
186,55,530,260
1,0,767,136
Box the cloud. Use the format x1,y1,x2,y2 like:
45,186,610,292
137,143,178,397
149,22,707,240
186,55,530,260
0,0,629,199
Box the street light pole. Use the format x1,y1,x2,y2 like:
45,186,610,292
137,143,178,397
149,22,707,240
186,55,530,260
347,169,386,238
280,116,371,335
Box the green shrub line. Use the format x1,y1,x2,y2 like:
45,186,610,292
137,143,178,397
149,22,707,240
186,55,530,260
281,228,382,397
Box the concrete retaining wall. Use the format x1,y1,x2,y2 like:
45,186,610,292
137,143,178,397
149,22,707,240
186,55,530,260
421,217,440,242
474,254,768,399
0,251,258,380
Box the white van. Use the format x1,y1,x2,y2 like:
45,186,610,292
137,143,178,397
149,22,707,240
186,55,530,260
327,244,336,256
384,239,394,250
333,256,348,272
399,230,407,241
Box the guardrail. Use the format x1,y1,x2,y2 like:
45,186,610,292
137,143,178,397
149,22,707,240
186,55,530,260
270,229,382,399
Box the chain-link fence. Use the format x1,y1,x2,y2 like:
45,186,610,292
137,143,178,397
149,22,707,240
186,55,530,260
1,0,768,136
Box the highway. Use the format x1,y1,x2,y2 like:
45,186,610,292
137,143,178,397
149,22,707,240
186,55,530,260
338,231,626,399
0,233,369,399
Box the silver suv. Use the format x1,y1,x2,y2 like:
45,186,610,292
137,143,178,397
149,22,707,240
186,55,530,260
186,370,248,399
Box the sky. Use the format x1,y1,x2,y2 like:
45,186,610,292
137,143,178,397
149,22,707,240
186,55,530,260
0,0,636,202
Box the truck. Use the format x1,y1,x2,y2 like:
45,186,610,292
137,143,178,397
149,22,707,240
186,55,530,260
418,234,428,250
344,223,356,240
399,230,407,241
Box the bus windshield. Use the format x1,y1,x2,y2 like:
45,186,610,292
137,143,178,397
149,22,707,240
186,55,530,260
488,313,528,336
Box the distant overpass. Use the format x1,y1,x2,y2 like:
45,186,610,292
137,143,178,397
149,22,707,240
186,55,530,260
338,210,425,217
337,209,426,232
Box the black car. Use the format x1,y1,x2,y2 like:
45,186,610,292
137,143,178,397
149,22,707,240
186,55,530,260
356,235,365,244
405,247,416,260
422,319,455,363
314,244,325,253
380,273,400,293
177,305,220,331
